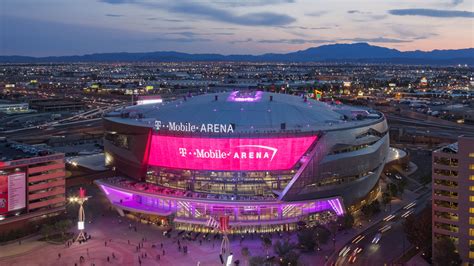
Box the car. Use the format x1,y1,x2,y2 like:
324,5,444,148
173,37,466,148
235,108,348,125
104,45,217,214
372,233,382,244
348,253,358,263
339,245,351,257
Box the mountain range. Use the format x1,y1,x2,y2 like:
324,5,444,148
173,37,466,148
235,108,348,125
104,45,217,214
1,43,473,65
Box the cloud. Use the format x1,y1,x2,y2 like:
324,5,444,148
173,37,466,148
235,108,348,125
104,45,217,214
101,0,295,26
347,10,361,14
347,10,387,21
159,2,296,26
100,0,136,4
340,37,412,43
105,14,124,17
214,0,295,7
164,31,234,38
151,37,212,43
152,26,195,30
163,19,185,22
305,11,328,17
257,38,332,44
389,9,474,18
230,38,254,44
278,26,332,30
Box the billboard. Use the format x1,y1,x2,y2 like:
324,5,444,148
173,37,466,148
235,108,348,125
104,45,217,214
0,173,26,215
0,175,7,214
148,135,317,171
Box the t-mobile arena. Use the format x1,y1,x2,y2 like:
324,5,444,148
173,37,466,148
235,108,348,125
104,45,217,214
97,91,389,233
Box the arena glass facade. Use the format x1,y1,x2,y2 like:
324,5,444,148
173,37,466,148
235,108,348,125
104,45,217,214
97,91,389,233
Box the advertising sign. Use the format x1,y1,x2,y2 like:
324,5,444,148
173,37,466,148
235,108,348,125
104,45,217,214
148,135,317,171
0,175,7,214
8,173,26,212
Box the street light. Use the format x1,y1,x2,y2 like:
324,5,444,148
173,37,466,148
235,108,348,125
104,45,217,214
68,187,90,242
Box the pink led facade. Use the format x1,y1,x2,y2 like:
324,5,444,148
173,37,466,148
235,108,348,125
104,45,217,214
148,135,317,171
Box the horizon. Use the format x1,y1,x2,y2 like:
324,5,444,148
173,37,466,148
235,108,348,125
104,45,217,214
2,42,474,58
1,0,473,57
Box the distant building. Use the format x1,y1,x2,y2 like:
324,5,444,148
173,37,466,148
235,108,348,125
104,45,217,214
0,103,30,114
0,139,66,234
432,136,474,263
29,98,84,112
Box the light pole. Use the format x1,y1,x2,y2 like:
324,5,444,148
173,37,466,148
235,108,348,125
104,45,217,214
68,187,90,243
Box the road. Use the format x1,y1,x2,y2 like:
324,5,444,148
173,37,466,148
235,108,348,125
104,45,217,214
332,191,431,266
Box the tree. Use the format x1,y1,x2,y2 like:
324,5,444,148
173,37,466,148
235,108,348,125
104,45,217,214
314,226,330,249
337,213,354,230
40,224,53,240
249,256,266,266
382,192,392,206
403,206,432,256
274,240,296,257
261,236,272,256
280,251,299,266
361,201,381,219
433,237,461,266
387,183,399,197
55,220,72,240
241,247,251,266
297,228,316,252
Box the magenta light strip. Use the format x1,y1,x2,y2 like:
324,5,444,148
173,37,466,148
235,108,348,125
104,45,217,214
101,185,133,198
227,91,263,102
328,198,344,216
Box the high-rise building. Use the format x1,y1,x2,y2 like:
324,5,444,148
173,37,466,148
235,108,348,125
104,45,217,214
432,136,474,263
0,139,66,234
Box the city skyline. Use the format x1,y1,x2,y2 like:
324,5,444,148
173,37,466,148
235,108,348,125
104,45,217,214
1,0,473,56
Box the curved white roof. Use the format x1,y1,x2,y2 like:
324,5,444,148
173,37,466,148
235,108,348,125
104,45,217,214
105,91,383,133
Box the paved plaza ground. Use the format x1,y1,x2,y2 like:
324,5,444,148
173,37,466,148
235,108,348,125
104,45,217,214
0,180,423,266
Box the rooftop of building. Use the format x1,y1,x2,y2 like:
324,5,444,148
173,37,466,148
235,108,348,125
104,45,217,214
104,91,384,133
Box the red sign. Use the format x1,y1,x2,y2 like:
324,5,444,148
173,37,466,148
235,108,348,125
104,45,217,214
220,216,230,232
148,135,317,171
0,175,8,214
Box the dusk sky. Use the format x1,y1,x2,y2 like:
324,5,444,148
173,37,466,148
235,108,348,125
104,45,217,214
1,0,473,56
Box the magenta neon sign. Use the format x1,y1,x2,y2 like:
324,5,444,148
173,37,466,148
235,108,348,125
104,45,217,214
148,135,317,171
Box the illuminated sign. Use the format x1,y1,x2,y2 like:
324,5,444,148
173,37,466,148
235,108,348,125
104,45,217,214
148,135,317,171
8,173,26,212
0,173,26,215
154,120,234,134
0,175,7,214
137,95,162,105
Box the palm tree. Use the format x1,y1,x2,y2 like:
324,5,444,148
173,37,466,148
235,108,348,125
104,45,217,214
55,220,72,240
261,236,272,256
273,240,295,257
40,224,53,240
241,247,250,266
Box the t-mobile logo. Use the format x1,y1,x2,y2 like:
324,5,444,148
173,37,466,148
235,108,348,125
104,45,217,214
179,148,187,157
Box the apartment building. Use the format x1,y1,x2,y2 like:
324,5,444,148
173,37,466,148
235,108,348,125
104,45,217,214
432,136,474,264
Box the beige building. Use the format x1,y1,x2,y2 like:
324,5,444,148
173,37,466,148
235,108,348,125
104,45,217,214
432,136,474,263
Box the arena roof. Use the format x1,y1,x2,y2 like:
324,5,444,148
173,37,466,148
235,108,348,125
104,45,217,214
105,91,384,133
